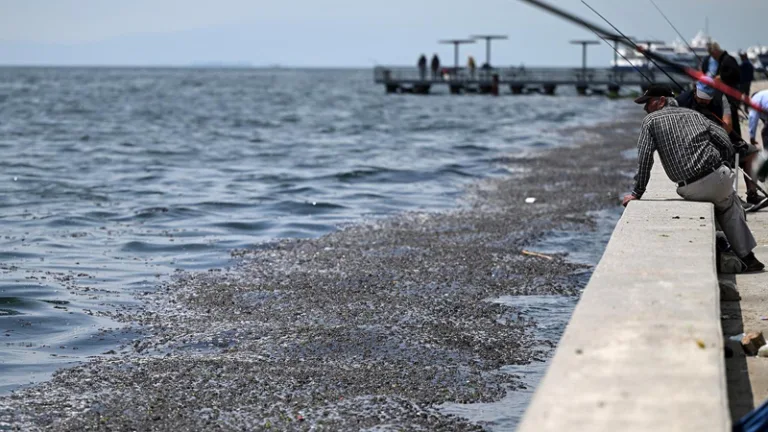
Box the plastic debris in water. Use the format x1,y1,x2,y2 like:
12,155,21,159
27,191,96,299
525,197,536,204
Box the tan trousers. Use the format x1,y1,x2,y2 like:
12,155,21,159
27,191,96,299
677,166,757,257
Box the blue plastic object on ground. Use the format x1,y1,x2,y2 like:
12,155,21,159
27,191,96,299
734,398,768,432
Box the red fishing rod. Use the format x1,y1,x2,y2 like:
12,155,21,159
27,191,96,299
516,0,768,115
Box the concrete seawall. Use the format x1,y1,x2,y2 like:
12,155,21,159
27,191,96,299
518,156,730,431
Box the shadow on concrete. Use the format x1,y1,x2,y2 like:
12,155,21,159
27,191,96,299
720,273,755,421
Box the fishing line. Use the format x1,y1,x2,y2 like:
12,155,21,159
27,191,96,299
648,0,703,65
581,1,686,92
590,30,652,83
515,0,768,114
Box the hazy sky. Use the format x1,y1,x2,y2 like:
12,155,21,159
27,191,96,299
0,0,765,66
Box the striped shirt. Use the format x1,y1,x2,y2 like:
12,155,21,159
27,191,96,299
632,102,733,198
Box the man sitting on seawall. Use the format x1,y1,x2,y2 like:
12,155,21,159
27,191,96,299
622,84,764,272
676,83,765,208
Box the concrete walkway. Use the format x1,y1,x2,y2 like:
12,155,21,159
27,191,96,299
723,80,768,421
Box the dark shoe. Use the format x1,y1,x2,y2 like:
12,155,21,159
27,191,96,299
747,192,764,206
741,252,765,273
725,345,734,358
740,196,755,210
747,196,768,213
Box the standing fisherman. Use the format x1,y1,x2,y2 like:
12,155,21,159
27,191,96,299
749,89,768,148
702,42,742,138
740,51,755,110
751,90,768,182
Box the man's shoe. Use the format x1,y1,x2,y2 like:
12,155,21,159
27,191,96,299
747,192,764,206
741,252,765,273
747,196,768,213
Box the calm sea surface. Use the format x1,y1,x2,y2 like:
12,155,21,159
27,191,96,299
0,68,631,398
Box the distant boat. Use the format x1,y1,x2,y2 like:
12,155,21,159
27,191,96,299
746,46,768,72
611,30,709,71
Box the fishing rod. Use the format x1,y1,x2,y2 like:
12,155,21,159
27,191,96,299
515,0,768,115
584,0,764,114
591,30,652,83
587,2,753,118
581,1,685,92
513,0,682,87
643,5,753,126
648,0,703,65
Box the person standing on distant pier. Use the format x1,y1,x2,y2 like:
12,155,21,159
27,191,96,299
703,41,742,138
740,51,755,110
418,54,427,81
623,84,764,272
431,54,441,80
468,55,476,79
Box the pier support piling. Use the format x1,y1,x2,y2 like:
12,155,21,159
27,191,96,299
413,84,431,95
386,84,400,94
542,84,557,95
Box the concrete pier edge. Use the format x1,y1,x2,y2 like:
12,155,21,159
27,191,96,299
517,156,730,431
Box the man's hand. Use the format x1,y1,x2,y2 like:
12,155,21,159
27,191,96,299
723,115,733,133
622,194,639,207
752,138,759,146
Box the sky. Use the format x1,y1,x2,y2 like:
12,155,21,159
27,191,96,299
0,0,765,67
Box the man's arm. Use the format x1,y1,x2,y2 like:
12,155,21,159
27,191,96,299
720,94,733,132
749,108,760,142
708,120,735,161
632,121,656,198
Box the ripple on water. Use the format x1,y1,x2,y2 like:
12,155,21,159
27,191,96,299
210,220,275,232
276,222,337,238
270,200,347,215
120,240,212,253
126,206,207,221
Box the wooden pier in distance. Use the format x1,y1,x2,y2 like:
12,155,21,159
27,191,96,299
379,34,688,95
374,65,685,95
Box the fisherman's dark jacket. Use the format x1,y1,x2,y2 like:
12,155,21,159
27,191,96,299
702,52,741,92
